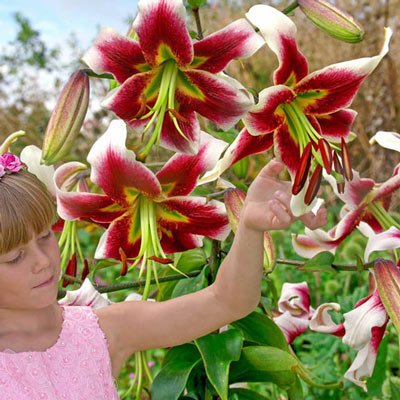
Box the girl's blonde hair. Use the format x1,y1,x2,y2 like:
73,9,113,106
0,170,56,254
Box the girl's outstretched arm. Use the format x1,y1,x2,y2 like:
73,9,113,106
95,160,326,371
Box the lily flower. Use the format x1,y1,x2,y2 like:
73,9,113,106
364,226,400,262
54,120,230,279
292,166,400,258
239,5,391,201
82,0,264,156
273,282,314,344
310,289,388,391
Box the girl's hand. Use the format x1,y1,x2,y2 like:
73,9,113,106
242,159,327,232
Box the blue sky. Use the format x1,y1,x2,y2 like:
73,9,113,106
1,0,138,48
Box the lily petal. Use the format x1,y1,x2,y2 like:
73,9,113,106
55,162,124,223
295,27,392,115
309,303,345,336
176,70,253,129
198,128,273,185
364,227,400,261
159,229,203,254
133,0,193,67
273,312,310,344
157,131,227,196
192,18,264,73
87,120,162,206
343,290,387,350
58,278,112,309
157,197,230,241
370,130,400,152
278,282,310,316
316,109,357,142
82,29,148,83
101,70,159,122
344,324,387,391
160,110,200,154
246,5,308,86
20,145,56,196
95,209,142,259
244,85,295,136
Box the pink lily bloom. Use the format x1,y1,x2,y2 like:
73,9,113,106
203,5,391,205
273,282,314,344
54,120,230,270
82,0,264,156
293,165,400,258
310,289,388,391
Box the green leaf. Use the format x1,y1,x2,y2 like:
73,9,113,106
229,346,299,388
296,251,336,273
231,312,288,351
286,376,304,400
228,388,268,399
152,344,202,400
232,158,249,179
171,266,209,298
195,329,243,400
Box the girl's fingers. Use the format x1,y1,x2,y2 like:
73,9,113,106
270,200,292,225
258,158,285,179
301,207,327,229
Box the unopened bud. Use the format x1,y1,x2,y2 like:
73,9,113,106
42,70,90,165
298,0,364,43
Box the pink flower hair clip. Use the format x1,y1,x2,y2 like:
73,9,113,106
0,152,25,179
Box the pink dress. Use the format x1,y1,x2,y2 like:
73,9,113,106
0,305,119,399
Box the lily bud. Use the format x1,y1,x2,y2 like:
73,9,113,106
374,259,400,334
42,70,90,165
298,0,364,44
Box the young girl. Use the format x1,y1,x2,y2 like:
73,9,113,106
0,157,325,399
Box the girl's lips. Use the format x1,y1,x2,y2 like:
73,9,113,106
33,275,55,288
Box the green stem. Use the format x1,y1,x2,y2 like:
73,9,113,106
282,1,299,15
135,352,144,400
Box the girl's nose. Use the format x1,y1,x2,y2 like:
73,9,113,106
31,244,51,273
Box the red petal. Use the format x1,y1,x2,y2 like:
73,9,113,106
157,197,230,241
244,85,295,135
274,124,301,175
102,71,159,122
157,131,227,196
316,109,357,142
160,110,200,154
192,19,264,73
82,29,148,83
133,0,193,67
176,70,253,129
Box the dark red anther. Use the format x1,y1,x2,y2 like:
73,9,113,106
62,253,77,288
81,259,90,281
149,255,174,264
318,139,333,174
341,138,353,181
292,142,313,195
333,153,346,193
304,165,323,205
119,247,128,277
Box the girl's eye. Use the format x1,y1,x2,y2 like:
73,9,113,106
39,230,52,240
7,251,24,265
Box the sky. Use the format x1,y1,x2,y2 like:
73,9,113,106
1,0,139,49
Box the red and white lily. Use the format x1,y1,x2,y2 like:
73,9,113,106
82,0,264,156
213,5,391,206
370,130,400,153
293,166,400,258
310,289,388,391
55,120,229,287
273,282,314,344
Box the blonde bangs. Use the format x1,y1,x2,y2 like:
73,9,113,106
0,170,56,254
